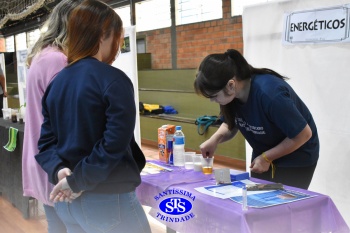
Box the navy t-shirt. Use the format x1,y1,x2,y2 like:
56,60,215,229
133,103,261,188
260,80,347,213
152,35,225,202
232,74,319,167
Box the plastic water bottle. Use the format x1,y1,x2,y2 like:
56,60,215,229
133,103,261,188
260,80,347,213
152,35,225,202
173,126,185,166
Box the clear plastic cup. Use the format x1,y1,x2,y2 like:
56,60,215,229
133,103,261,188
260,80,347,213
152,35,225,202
193,154,203,172
201,157,214,174
184,152,195,169
2,108,11,120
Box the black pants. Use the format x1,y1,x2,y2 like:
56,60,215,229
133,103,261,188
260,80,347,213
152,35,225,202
0,94,3,118
251,163,317,190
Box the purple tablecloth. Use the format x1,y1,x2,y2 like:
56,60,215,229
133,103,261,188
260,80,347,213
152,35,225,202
136,160,349,233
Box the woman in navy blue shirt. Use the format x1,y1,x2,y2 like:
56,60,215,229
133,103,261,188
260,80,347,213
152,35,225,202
194,49,319,189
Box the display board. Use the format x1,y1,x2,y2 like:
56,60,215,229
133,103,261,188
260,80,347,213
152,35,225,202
0,53,7,109
16,50,27,111
112,26,141,145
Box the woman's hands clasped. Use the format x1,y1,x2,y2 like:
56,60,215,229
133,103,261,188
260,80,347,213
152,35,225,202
50,168,82,203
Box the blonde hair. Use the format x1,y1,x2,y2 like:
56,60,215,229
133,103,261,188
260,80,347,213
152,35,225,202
26,0,84,67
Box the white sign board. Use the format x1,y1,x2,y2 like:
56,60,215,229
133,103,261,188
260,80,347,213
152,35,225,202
0,53,7,109
112,26,141,145
283,5,350,44
16,50,27,109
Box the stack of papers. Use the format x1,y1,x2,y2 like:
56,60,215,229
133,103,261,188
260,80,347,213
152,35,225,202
195,180,259,199
195,180,315,208
141,162,173,175
230,189,314,208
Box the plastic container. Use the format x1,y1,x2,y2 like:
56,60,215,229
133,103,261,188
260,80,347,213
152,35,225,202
184,152,195,169
201,156,214,174
193,154,203,171
173,126,185,166
2,108,11,120
11,109,18,123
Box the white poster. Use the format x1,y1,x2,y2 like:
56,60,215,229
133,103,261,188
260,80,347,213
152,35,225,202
283,4,350,44
0,53,7,109
16,50,27,109
112,26,141,145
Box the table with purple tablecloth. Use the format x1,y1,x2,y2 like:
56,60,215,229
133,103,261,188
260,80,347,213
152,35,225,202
136,160,349,233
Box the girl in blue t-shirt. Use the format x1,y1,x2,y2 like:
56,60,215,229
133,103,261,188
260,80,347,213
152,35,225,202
194,49,319,189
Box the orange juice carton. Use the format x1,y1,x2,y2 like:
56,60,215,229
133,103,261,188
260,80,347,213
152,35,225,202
158,124,175,163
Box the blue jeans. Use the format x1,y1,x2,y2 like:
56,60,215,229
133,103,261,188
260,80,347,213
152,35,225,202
54,191,151,233
44,204,67,233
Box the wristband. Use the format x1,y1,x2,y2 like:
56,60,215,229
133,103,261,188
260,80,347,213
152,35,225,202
262,152,275,179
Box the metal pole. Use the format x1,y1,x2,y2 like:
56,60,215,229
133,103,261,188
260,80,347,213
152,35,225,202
130,0,136,25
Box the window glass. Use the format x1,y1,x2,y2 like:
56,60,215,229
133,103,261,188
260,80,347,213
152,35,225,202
5,36,15,52
136,38,146,53
176,0,222,25
135,0,171,31
232,0,275,16
115,5,132,28
15,32,27,50
26,29,40,50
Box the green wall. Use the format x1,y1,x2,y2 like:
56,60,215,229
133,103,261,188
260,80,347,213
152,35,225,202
140,117,246,161
138,69,246,162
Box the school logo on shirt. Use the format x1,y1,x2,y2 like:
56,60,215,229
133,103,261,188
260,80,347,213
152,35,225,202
236,118,266,135
154,188,196,223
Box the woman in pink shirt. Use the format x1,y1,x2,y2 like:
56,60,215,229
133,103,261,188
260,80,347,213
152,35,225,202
22,0,83,232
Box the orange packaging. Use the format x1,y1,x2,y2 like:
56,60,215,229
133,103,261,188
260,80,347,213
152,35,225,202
158,124,175,163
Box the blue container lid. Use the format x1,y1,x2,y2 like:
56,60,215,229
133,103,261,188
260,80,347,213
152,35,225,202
176,126,182,130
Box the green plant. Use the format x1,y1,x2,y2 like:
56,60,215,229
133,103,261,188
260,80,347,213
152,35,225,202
18,102,26,118
19,102,26,110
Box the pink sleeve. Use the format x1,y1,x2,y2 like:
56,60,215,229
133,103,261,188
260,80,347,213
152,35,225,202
22,47,68,206
39,50,68,90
